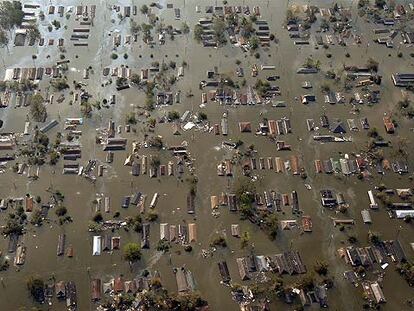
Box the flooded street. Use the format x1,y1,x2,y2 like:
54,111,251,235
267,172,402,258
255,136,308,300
0,0,413,310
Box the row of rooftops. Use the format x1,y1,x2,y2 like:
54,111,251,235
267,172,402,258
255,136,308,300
4,67,62,82
235,251,307,281
242,155,302,175
339,240,406,267
315,157,368,175
322,187,412,211
91,275,152,301
201,5,260,15
218,250,306,285
159,223,197,244
315,156,409,176
37,280,77,308
392,73,414,87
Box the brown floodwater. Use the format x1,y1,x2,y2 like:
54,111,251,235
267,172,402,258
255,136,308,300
0,0,414,310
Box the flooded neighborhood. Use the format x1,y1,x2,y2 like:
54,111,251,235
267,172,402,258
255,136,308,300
0,0,413,310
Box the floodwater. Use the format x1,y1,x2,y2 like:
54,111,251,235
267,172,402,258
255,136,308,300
0,0,413,310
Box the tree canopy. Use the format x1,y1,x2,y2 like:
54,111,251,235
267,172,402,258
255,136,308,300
30,94,47,122
123,242,141,262
0,1,24,30
26,276,45,303
0,29,8,47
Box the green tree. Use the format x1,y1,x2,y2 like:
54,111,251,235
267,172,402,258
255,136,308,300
182,22,190,34
140,5,149,15
130,73,141,85
375,0,386,8
2,214,24,236
49,150,59,165
368,230,382,245
0,1,24,30
0,29,8,47
254,79,270,97
263,213,278,240
249,36,259,50
123,243,141,262
26,276,44,303
304,57,320,69
167,110,180,121
366,58,379,72
198,112,207,121
141,23,153,42
213,17,226,44
194,24,203,42
93,212,103,223
240,231,250,249
234,176,256,200
156,239,170,252
145,96,154,110
29,94,47,122
50,78,69,90
81,101,92,118
314,261,329,276
130,20,141,33
30,209,43,226
358,0,369,8
125,112,137,124
286,9,297,24
55,206,67,217
145,210,158,222
150,155,161,169
51,20,60,29
297,274,315,291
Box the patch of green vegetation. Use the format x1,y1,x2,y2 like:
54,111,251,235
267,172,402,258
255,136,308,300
125,112,137,124
254,79,270,97
50,78,69,91
156,239,171,252
26,276,44,303
55,205,67,217
194,24,204,42
30,209,43,226
167,110,180,121
145,210,158,222
29,94,47,122
123,242,141,262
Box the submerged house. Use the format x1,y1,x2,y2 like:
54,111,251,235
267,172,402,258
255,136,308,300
217,261,231,283
330,121,347,134
91,279,101,301
239,122,252,133
141,223,150,249
92,236,101,256
383,116,395,133
55,281,66,299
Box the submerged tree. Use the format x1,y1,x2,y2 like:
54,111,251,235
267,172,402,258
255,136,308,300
0,1,24,31
123,243,141,262
0,29,8,47
193,24,203,42
26,276,45,303
240,231,250,249
314,260,329,276
140,4,149,15
50,78,69,90
212,17,227,44
366,58,379,72
29,94,47,122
